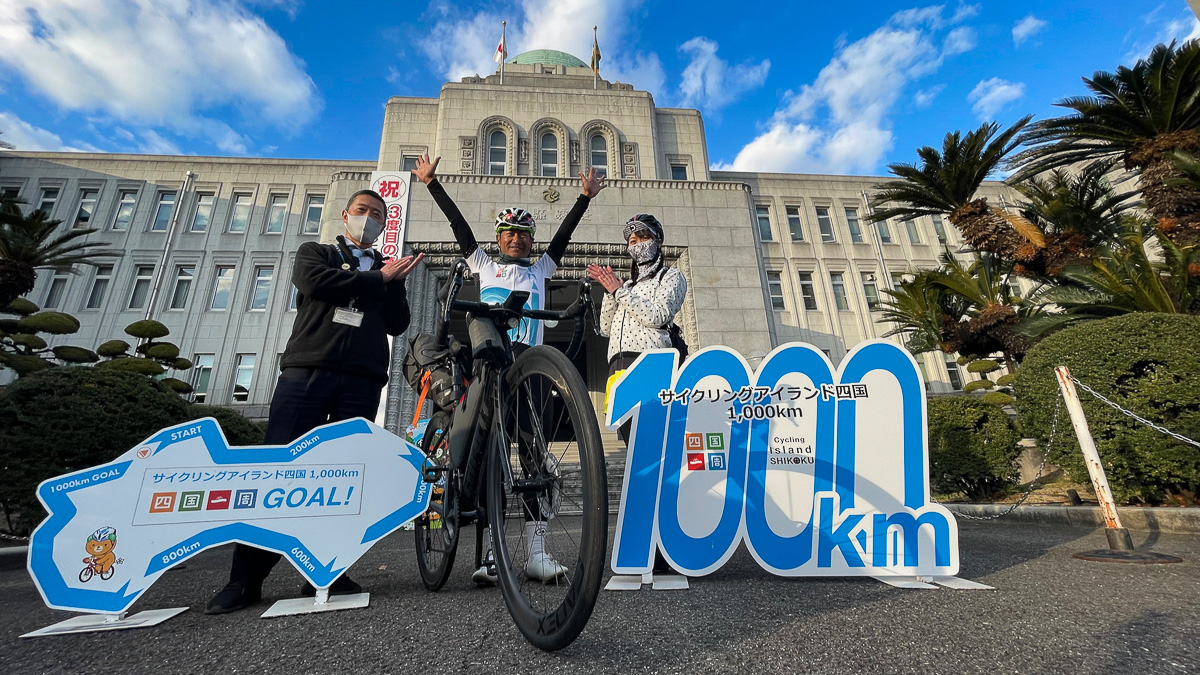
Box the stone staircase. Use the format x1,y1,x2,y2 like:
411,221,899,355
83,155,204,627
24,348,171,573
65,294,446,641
557,430,626,515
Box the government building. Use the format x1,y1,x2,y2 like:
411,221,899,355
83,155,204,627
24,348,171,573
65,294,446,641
0,49,1022,430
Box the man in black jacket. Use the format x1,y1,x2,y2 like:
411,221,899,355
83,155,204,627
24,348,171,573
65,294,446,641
206,189,424,615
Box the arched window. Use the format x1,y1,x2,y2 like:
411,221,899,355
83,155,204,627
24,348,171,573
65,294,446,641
540,133,558,177
589,135,608,177
488,130,506,175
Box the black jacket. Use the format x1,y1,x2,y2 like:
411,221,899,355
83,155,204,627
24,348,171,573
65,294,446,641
280,240,411,383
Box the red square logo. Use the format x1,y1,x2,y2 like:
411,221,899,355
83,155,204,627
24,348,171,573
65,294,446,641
206,490,232,510
149,492,176,513
685,433,703,451
687,453,706,471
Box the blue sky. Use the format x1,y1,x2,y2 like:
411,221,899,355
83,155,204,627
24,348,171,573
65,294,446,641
0,1,1196,177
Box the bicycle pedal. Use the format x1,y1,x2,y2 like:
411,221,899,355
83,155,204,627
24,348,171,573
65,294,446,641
422,466,446,483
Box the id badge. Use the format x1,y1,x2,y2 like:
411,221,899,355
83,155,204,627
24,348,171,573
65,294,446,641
332,307,364,327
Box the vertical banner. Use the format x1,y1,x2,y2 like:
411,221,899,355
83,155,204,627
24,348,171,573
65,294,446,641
370,171,414,428
369,172,412,258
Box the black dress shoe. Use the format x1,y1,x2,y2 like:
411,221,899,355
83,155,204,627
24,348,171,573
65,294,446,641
300,574,362,597
204,581,262,615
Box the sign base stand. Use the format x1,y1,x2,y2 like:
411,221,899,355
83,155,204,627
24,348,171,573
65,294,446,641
260,589,370,618
20,607,188,638
872,576,994,590
604,572,689,591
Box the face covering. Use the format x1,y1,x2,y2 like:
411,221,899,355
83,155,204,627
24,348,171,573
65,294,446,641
628,240,659,263
629,239,663,283
345,214,384,246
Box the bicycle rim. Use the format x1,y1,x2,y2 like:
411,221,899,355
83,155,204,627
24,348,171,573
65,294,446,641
487,346,608,651
415,411,459,591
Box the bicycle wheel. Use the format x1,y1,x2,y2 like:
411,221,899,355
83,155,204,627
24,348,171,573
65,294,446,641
414,410,459,591
100,566,115,580
79,566,93,583
487,346,608,651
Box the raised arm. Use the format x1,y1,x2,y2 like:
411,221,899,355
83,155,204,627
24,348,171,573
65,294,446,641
546,167,607,264
412,154,479,256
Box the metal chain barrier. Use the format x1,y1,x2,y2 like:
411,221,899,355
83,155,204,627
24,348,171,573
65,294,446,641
0,531,29,542
1069,375,1200,450
934,397,1062,520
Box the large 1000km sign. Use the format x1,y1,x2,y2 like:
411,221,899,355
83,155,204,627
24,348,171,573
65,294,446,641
607,340,958,578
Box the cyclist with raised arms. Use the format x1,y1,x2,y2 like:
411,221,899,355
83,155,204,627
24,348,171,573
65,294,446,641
411,154,606,585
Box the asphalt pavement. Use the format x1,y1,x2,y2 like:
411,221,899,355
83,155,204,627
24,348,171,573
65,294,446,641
2,521,1198,674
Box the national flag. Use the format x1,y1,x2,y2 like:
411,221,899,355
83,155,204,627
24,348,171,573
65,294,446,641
590,33,601,74
494,31,507,63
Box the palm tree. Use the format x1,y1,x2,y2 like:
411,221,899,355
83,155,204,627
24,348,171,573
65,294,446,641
1020,218,1199,336
878,251,1035,370
1014,160,1140,276
869,116,1045,262
1011,40,1200,248
0,196,112,308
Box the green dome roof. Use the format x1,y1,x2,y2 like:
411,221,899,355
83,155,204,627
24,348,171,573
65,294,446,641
507,49,588,68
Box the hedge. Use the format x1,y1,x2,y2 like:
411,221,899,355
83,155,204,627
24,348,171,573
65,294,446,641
1015,313,1200,504
928,396,1023,499
0,368,262,533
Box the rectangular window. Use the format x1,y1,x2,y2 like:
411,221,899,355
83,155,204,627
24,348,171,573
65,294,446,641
861,272,881,311
85,265,114,309
401,156,420,171
37,187,60,217
44,270,69,309
228,192,252,233
877,219,893,244
671,165,688,181
111,190,137,231
786,206,804,241
265,194,287,234
797,272,818,311
944,354,964,390
151,192,176,232
845,207,864,243
233,354,256,402
127,265,155,310
169,266,194,310
288,284,298,311
0,187,17,201
302,195,324,235
904,218,921,245
192,354,215,403
209,266,235,310
830,272,849,311
249,266,273,310
931,214,947,245
766,272,785,311
1007,276,1022,298
917,359,930,387
190,192,215,232
891,272,907,289
815,207,835,243
73,189,99,228
756,206,773,241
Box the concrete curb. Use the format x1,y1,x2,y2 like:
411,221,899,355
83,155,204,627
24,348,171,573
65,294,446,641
0,546,28,572
945,504,1200,534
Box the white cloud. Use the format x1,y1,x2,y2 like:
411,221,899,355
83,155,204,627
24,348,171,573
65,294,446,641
0,111,89,151
719,4,977,175
416,0,667,98
0,0,320,153
677,37,769,112
1125,7,1200,61
1012,15,1047,47
136,129,183,155
914,84,945,108
968,77,1025,120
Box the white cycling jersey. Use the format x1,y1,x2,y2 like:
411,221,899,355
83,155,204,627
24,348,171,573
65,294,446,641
466,247,557,347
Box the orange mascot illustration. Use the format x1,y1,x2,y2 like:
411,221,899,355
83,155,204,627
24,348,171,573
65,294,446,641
80,526,121,582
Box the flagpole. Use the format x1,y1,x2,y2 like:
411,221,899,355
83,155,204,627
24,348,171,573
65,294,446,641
593,26,598,90
500,21,506,85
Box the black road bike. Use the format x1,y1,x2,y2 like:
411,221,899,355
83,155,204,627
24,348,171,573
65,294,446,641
412,260,608,651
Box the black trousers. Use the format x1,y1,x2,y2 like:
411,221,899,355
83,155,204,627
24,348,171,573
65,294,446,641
228,367,383,587
608,352,641,446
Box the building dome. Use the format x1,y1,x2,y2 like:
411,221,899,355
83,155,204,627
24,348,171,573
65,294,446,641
506,49,588,68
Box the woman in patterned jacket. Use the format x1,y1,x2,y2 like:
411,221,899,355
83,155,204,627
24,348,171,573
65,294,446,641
587,213,688,445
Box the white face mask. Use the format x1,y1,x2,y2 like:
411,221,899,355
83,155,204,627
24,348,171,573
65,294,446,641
345,214,384,246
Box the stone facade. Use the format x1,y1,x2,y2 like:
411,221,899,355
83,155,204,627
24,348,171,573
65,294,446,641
0,50,1023,428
